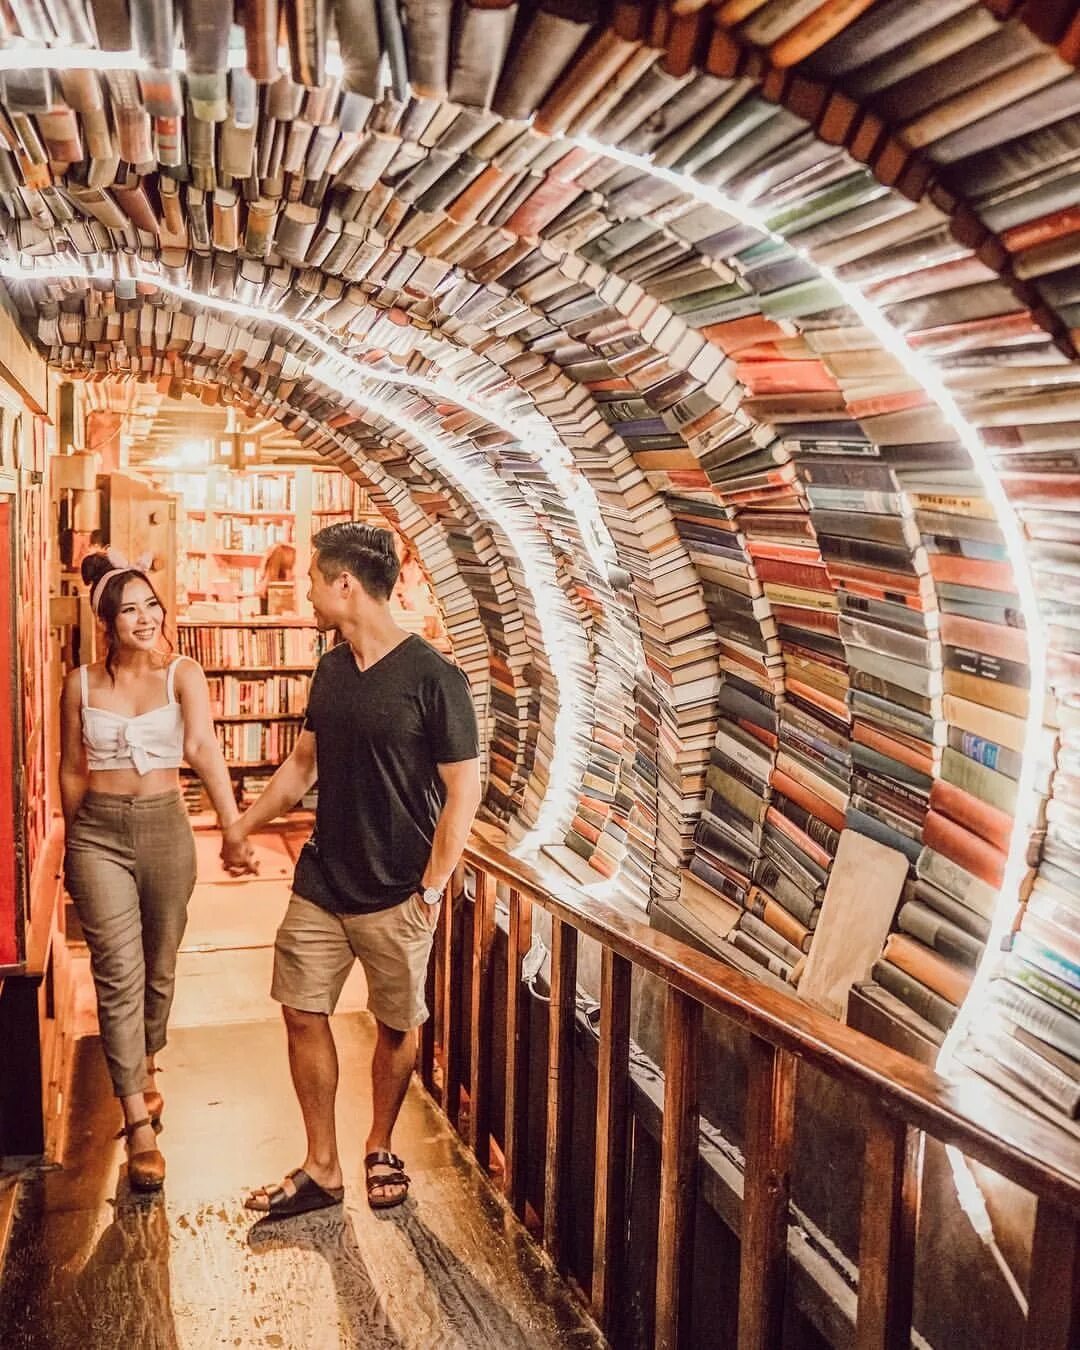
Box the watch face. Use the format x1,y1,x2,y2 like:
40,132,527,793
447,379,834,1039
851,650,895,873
422,887,441,905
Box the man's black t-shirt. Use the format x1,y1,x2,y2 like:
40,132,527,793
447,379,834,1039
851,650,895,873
293,635,479,915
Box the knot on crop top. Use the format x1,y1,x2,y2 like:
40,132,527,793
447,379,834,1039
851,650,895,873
80,659,186,775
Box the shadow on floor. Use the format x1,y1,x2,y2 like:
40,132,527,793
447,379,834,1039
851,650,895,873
0,870,604,1350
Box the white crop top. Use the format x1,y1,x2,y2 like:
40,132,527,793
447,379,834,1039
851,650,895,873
80,658,187,775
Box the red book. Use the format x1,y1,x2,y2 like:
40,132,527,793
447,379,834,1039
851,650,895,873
826,562,925,599
765,804,832,871
854,722,935,778
882,934,972,1006
736,360,838,395
930,778,1013,854
921,810,1006,890
928,554,1016,593
738,719,779,752
770,767,847,834
785,678,850,726
754,558,831,589
1002,206,1080,253
939,613,1028,664
846,391,929,420
906,311,1042,353
700,315,792,355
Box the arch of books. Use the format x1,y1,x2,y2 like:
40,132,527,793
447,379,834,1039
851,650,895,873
1,4,1079,1107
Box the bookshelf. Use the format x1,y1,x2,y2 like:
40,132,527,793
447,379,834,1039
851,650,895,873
159,465,375,617
176,617,326,813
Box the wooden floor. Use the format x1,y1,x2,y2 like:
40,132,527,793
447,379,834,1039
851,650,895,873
0,835,605,1350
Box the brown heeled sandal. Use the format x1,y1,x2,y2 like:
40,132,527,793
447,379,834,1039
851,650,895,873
124,1117,166,1191
114,1091,164,1141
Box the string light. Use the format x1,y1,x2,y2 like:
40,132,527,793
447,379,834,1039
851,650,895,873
0,49,1049,1047
0,255,598,849
566,134,1046,1285
566,133,1047,1077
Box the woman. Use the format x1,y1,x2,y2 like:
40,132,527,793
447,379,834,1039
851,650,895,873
256,540,296,614
59,548,255,1191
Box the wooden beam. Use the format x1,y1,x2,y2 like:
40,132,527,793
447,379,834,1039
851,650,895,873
440,875,464,1129
468,868,496,1168
738,1040,796,1350
503,888,533,1217
543,915,578,1270
655,985,702,1350
1025,1198,1080,1350
591,947,631,1335
856,1110,921,1350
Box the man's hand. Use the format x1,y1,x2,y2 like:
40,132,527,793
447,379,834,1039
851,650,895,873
415,892,441,930
221,823,258,877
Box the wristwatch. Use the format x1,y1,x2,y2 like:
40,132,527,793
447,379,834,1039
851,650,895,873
419,885,442,906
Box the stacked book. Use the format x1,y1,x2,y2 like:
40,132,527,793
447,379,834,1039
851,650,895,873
957,402,1080,1122
854,425,1027,1043
801,443,938,871
18,3,1080,1026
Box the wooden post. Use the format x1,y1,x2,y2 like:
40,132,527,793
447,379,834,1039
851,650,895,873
440,870,464,1129
419,942,436,1094
468,868,495,1168
655,986,702,1350
503,888,533,1217
592,947,631,1336
856,1109,920,1350
738,1040,796,1350
1024,1199,1080,1350
543,915,578,1270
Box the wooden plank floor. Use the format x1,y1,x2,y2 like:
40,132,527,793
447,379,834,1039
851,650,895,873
0,843,605,1350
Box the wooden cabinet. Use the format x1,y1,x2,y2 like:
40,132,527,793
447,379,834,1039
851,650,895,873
102,471,178,626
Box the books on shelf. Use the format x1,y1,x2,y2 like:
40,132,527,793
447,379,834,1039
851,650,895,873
177,621,326,670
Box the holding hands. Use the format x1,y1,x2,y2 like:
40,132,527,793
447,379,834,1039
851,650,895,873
221,820,258,877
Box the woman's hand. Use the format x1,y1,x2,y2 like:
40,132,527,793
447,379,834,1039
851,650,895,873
221,821,258,876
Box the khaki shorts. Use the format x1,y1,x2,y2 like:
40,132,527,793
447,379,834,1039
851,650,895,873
271,892,438,1030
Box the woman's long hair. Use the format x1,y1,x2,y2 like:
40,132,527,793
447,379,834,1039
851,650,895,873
81,551,174,681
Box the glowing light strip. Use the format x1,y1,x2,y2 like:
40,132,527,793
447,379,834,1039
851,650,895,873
0,41,320,75
0,255,593,848
0,45,1042,936
567,134,1048,1074
308,356,593,850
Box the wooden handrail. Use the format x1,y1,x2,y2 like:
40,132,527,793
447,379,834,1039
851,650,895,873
421,835,1080,1349
463,837,1080,1213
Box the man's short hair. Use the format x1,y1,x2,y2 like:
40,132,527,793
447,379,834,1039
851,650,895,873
312,522,400,600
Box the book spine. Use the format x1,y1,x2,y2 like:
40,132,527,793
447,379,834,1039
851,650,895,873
972,1029,1080,1118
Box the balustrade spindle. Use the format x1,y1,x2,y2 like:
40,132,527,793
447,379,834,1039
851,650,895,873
592,947,631,1335
855,1110,920,1350
656,985,702,1350
543,915,578,1270
503,887,533,1217
738,1040,796,1350
468,868,495,1167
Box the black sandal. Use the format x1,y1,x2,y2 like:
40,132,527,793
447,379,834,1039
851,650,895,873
365,1150,410,1210
244,1168,345,1219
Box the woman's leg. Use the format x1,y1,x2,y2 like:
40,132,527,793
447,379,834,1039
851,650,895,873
65,843,153,1128
134,796,197,1070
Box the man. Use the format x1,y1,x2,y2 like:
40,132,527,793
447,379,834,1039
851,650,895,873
223,523,481,1216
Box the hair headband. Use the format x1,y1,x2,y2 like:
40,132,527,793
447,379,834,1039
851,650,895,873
90,547,153,616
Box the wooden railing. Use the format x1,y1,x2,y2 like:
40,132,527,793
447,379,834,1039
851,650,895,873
419,837,1080,1350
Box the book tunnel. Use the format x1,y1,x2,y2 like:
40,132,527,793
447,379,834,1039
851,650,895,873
0,3,1078,1348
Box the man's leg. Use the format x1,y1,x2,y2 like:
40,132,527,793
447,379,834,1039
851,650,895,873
348,895,439,1206
285,1005,344,1189
367,1020,415,1153
246,896,354,1212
